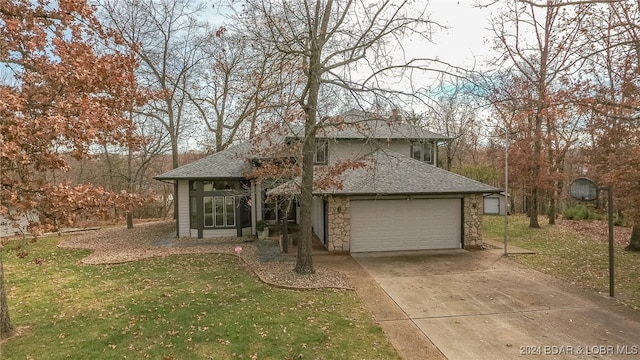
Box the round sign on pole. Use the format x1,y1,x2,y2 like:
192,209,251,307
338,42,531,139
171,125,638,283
569,177,598,201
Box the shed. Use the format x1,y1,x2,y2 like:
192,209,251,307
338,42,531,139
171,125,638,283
483,192,510,215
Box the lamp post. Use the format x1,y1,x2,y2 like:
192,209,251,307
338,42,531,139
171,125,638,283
504,124,509,256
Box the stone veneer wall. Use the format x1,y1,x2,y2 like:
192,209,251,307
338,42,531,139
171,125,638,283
327,195,350,254
463,193,484,248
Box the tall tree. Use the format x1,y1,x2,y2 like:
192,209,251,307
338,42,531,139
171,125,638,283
580,1,640,250
188,28,293,151
0,0,140,337
489,0,592,227
99,0,208,169
236,0,441,274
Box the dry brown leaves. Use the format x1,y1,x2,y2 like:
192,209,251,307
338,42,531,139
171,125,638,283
58,221,353,290
557,218,632,246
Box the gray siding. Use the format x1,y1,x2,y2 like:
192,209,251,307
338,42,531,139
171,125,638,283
177,180,190,237
329,139,410,165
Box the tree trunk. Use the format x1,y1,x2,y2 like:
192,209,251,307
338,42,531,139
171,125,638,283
126,212,134,230
530,109,543,229
548,194,556,225
0,254,13,338
127,145,135,230
626,224,640,251
529,187,541,228
295,128,315,274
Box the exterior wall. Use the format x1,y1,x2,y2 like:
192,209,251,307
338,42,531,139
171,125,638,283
0,209,38,238
177,180,190,238
201,228,240,237
463,193,484,248
188,228,246,238
311,196,325,244
328,139,410,165
326,195,350,253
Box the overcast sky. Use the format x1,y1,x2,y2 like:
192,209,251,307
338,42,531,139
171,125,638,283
425,0,496,70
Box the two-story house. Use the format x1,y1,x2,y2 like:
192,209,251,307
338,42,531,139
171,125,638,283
155,110,500,253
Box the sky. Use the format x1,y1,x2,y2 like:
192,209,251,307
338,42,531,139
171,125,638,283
425,0,496,68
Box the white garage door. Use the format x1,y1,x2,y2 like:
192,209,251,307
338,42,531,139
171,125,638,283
350,198,462,252
484,197,500,214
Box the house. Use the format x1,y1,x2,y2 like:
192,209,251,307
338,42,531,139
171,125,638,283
155,110,500,253
0,208,38,238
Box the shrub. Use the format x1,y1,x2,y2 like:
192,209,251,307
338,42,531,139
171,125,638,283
614,214,631,227
256,220,269,232
563,204,600,220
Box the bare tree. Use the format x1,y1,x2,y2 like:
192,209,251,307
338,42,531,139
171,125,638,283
580,1,640,250
187,28,294,151
489,0,593,227
419,78,480,171
99,0,209,169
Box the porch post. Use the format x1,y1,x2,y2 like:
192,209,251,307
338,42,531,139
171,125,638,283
194,181,204,239
256,182,263,222
251,181,257,234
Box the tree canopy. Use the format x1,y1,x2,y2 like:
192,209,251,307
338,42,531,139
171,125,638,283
0,0,145,336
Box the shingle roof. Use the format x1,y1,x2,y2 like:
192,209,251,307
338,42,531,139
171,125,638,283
154,142,251,180
315,110,449,140
269,149,500,196
281,110,449,141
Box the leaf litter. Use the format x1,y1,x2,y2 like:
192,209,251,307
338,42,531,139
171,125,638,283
58,220,353,290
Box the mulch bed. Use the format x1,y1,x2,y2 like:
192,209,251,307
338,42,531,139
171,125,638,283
57,220,353,290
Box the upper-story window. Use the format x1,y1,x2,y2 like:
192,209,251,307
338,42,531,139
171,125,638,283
411,141,434,164
314,139,328,164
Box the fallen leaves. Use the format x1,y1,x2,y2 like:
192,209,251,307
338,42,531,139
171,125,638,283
58,221,353,290
559,218,631,246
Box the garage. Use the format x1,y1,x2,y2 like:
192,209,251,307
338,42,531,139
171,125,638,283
350,198,462,252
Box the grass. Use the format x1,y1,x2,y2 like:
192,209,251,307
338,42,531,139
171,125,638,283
483,215,640,309
1,237,399,360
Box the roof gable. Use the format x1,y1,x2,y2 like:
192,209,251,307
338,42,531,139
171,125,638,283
269,149,499,196
154,111,451,181
327,150,499,195
154,142,250,180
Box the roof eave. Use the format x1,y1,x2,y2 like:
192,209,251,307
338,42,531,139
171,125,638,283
313,189,501,196
154,176,247,181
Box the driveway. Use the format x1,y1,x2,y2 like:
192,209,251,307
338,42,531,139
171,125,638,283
352,248,640,360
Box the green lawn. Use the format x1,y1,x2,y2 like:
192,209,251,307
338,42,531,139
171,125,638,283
483,215,640,309
1,237,399,360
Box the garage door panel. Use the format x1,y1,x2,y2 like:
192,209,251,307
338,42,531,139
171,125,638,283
484,198,500,214
350,199,461,252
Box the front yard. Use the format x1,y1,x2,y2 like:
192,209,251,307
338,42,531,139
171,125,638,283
1,231,399,359
5,215,640,359
483,215,640,309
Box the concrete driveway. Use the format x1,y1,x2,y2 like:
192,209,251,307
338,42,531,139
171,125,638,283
352,248,640,360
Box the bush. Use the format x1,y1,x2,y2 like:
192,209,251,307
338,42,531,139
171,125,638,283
256,220,269,232
614,214,631,227
563,204,600,220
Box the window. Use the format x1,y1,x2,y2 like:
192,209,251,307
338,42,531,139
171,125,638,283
204,196,235,228
203,181,236,191
410,141,434,164
314,139,328,164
